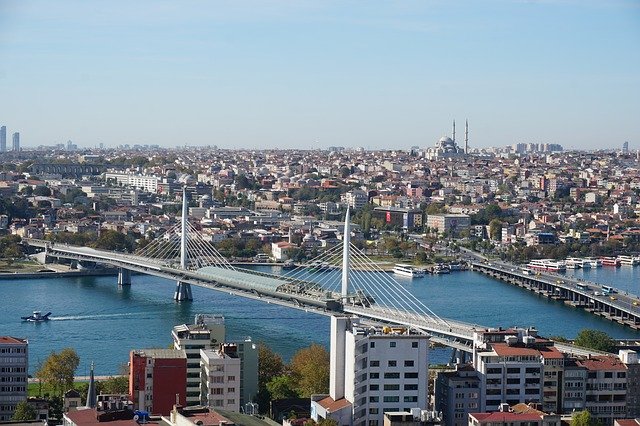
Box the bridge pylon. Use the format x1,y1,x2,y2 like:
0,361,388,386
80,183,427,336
175,187,193,302
117,268,131,287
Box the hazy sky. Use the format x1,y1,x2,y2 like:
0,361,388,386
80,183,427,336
0,1,638,150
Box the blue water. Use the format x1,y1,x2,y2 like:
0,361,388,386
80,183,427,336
2,266,639,376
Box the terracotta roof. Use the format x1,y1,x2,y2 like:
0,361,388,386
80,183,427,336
576,356,627,371
615,420,640,426
470,412,542,423
187,411,231,426
0,336,27,345
492,343,541,357
316,396,352,412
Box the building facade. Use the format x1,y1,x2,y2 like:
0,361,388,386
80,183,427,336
129,349,187,415
0,337,28,421
11,132,19,152
426,214,471,236
200,345,241,412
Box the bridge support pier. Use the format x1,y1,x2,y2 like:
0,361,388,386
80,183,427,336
174,281,193,302
117,268,131,287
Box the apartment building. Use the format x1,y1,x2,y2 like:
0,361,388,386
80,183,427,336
312,317,430,426
200,344,241,412
172,314,226,406
425,214,471,235
576,356,628,425
129,349,187,415
0,337,28,421
434,364,480,426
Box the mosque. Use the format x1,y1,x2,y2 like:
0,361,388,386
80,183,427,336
424,120,469,160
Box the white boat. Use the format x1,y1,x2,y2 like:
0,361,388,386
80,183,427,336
432,264,450,275
21,311,52,322
584,257,602,268
617,255,639,266
393,264,425,278
565,258,583,269
527,259,566,272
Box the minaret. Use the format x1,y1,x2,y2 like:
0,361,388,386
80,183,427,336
465,119,469,154
85,362,96,408
452,120,456,143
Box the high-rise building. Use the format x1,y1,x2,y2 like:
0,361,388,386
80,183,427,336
172,314,226,406
311,317,430,426
171,314,258,407
623,141,629,154
0,337,28,421
12,132,19,152
129,349,187,415
0,126,6,152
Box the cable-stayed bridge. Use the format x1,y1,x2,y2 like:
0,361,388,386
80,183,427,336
23,191,606,357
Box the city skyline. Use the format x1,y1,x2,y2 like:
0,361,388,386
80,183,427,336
0,0,639,149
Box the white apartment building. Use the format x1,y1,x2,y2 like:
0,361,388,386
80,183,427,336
341,190,368,210
200,345,241,412
0,337,28,421
312,317,430,426
172,315,226,406
105,172,160,193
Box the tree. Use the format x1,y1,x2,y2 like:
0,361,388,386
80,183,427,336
256,343,286,412
289,344,330,397
266,375,298,400
33,186,52,197
571,410,601,426
93,230,133,252
574,329,615,353
12,401,36,421
489,219,503,241
100,376,129,394
36,348,80,397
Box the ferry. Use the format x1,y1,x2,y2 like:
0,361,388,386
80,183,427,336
527,259,566,272
392,264,425,278
599,256,621,267
616,255,639,266
565,258,583,269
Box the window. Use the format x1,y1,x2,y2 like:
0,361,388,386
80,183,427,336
211,388,224,395
384,373,400,379
369,408,379,415
404,396,418,403
390,342,396,348
369,396,379,403
412,342,418,348
604,372,613,379
227,376,236,381
368,421,378,426
370,342,375,348
227,387,235,393
388,360,397,367
369,384,379,391
507,368,520,374
404,372,418,379
383,396,400,403
370,360,380,367
404,384,418,391
404,360,414,367
384,384,400,391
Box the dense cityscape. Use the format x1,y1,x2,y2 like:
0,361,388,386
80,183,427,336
1,134,640,426
2,1,639,426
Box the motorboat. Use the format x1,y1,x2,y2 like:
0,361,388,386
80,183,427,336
432,264,450,275
282,260,295,270
392,264,425,278
21,311,52,322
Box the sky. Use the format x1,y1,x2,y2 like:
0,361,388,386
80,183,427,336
0,0,639,150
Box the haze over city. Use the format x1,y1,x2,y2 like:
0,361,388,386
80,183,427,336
1,0,639,149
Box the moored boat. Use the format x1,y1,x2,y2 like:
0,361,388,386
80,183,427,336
393,264,425,278
616,255,639,266
599,256,621,267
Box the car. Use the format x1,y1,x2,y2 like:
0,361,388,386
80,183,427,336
610,296,617,301
633,301,639,306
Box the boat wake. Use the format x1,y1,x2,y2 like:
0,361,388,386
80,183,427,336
50,312,147,321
